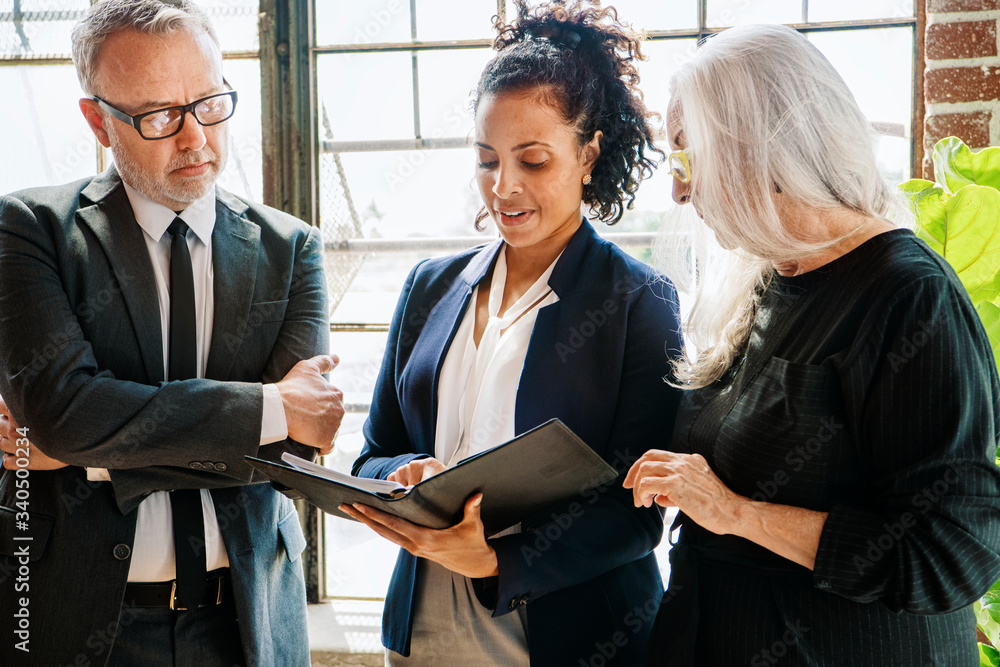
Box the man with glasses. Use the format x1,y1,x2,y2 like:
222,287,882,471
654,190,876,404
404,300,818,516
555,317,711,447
0,1,342,665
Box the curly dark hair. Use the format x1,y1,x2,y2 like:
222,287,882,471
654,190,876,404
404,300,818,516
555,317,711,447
472,0,662,228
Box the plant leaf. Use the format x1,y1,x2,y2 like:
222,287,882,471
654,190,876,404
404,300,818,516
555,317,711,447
902,181,948,256
979,303,1000,387
933,137,1000,195
899,179,938,195
981,643,1000,667
930,185,1000,305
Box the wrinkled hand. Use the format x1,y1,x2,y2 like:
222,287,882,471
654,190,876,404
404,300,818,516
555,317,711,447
340,494,499,579
0,395,67,471
624,450,741,536
275,354,345,455
388,457,447,487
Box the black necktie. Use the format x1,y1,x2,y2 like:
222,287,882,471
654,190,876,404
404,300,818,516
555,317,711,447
167,218,207,610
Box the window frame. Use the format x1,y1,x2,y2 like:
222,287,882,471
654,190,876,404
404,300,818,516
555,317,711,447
288,0,921,603
0,0,923,605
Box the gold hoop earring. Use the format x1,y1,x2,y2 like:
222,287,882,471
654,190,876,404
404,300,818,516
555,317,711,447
582,174,592,185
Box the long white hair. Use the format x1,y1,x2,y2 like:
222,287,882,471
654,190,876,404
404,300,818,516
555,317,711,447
659,24,910,388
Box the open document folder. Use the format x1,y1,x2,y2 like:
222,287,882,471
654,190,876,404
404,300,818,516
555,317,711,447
245,419,618,536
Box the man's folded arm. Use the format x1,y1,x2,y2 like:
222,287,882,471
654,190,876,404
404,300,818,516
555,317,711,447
0,201,340,508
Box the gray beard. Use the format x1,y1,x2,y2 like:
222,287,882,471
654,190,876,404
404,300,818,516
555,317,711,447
106,124,226,208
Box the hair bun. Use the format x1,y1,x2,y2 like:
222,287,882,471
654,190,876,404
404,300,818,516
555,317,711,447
526,24,582,49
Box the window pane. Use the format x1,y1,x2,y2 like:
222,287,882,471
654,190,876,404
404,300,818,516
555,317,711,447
318,52,415,141
329,253,432,325
415,0,498,42
323,409,398,600
417,48,492,142
608,40,695,236
707,0,802,28
316,0,411,47
637,39,700,134
0,1,87,58
809,0,915,23
218,59,263,202
0,64,96,193
202,0,259,52
606,0,698,32
808,28,913,181
324,148,487,239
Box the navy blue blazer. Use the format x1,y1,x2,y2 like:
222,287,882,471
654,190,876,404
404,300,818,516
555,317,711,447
355,221,683,665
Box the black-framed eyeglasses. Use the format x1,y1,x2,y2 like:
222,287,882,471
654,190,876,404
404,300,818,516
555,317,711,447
93,88,238,141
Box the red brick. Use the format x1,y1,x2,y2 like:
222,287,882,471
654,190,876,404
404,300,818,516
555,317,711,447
925,111,992,150
928,0,999,11
925,66,1000,103
926,20,997,60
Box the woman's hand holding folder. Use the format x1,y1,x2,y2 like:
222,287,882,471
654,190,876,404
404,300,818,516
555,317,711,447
340,492,501,579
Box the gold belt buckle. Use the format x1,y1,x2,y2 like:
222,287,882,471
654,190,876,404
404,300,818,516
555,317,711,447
168,574,223,610
168,580,186,611
213,574,224,605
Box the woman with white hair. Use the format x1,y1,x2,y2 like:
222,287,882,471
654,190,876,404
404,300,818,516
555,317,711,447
625,24,1000,665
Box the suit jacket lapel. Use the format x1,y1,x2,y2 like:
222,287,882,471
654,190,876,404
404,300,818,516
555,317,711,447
78,170,164,383
403,241,501,453
206,190,260,380
517,220,596,433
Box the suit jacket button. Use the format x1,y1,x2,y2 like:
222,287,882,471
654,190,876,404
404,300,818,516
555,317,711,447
508,598,519,611
113,544,131,560
216,462,227,472
190,462,203,469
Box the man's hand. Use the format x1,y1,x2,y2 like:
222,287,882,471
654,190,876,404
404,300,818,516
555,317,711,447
0,395,68,471
275,354,345,455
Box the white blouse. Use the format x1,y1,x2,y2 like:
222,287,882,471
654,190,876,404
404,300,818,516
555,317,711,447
388,244,562,666
434,244,561,467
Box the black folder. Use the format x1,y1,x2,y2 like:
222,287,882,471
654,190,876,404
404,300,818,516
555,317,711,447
246,419,618,536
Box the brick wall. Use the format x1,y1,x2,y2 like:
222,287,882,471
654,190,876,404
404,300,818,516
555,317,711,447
924,0,1000,173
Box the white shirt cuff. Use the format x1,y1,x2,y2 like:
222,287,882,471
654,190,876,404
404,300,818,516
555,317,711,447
86,467,112,482
260,383,289,445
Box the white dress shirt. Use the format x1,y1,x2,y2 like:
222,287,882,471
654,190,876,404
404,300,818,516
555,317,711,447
434,244,560,465
396,245,561,665
86,182,289,582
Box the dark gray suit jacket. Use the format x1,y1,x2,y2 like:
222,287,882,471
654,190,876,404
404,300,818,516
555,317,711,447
0,169,327,666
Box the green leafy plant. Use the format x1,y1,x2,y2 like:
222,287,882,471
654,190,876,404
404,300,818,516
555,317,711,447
900,136,1000,665
979,578,1000,667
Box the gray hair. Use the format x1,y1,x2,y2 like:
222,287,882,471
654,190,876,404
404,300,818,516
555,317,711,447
71,0,219,96
660,24,910,388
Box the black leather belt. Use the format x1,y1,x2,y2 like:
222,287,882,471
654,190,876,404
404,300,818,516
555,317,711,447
124,568,230,611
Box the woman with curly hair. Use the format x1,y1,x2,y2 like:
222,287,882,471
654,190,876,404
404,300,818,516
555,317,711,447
343,1,682,664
